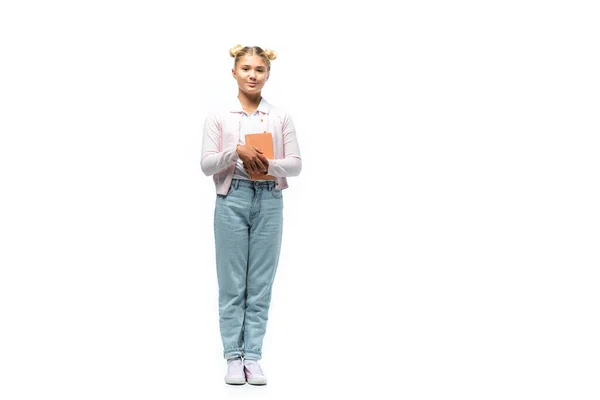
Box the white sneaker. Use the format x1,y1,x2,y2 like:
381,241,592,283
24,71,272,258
244,359,267,385
224,358,245,385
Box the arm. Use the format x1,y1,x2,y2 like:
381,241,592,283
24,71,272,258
267,113,302,177
200,112,239,176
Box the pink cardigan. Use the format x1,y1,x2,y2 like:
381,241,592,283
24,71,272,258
201,97,302,195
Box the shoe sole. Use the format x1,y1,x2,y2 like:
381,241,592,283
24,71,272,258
225,378,246,385
247,379,267,386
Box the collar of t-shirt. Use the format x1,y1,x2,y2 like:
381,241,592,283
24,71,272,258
229,96,271,115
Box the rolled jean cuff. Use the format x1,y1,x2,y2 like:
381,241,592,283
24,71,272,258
243,350,261,361
224,348,243,360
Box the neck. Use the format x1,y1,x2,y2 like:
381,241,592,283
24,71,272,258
237,90,261,108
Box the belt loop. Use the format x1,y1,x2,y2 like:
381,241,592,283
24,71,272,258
232,179,239,190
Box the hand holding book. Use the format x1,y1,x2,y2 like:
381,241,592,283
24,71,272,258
243,159,269,175
243,133,275,180
236,144,269,175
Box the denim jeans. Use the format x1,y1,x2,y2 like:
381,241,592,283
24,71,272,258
214,178,283,360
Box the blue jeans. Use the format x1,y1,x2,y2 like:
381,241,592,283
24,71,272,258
214,178,283,360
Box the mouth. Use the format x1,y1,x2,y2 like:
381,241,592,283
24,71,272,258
248,82,257,86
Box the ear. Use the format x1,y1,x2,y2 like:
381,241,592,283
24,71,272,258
232,68,236,78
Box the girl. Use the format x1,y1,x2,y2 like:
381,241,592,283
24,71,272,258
200,44,302,385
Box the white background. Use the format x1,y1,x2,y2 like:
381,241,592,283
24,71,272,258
1,1,599,399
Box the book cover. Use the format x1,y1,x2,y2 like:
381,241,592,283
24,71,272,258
244,132,275,180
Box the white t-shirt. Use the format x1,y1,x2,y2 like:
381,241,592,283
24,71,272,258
232,109,272,181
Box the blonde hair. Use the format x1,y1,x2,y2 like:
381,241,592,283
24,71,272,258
230,44,277,72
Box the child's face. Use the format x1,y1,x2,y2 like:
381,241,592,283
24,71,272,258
232,55,269,94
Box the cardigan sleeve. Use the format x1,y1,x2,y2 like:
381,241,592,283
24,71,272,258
267,113,302,177
200,112,239,176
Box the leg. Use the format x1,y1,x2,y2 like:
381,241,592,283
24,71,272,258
214,184,252,359
243,186,283,360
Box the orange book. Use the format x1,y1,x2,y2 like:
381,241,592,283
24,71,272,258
244,132,275,180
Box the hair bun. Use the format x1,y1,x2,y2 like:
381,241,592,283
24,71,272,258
264,48,277,61
229,44,244,58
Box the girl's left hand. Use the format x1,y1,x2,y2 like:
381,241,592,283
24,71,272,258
244,160,268,175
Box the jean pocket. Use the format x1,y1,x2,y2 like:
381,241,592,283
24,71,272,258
228,182,239,195
218,185,233,199
270,188,282,199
